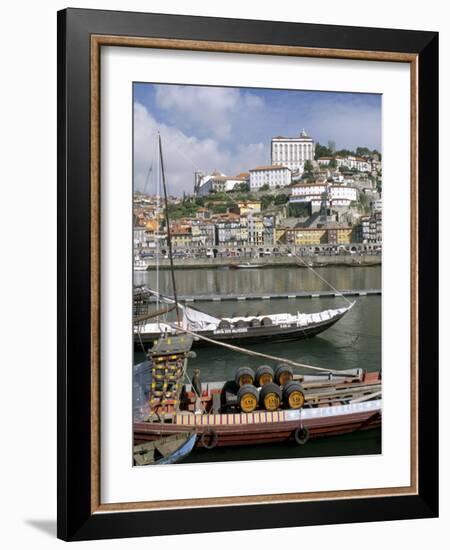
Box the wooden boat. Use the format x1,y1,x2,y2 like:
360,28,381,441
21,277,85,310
236,262,260,269
133,335,382,451
133,287,354,349
133,432,197,465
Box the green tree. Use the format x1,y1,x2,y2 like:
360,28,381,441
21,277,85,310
288,203,309,218
260,194,274,210
335,148,355,157
304,160,314,173
329,158,337,169
274,193,289,205
206,191,230,203
314,142,332,160
356,147,371,157
211,203,228,214
234,182,250,193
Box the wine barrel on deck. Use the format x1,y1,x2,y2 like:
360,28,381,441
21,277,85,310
254,365,274,387
259,383,282,411
283,380,305,409
274,363,294,386
237,384,259,413
235,366,255,387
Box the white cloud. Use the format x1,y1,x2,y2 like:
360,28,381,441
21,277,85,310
134,102,267,195
154,85,265,140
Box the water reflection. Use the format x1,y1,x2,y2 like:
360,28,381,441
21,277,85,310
135,265,381,295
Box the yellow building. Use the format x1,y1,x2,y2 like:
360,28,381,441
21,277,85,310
275,227,287,244
243,215,264,245
336,228,354,244
171,232,192,248
145,219,158,232
285,228,327,245
237,200,261,216
239,216,248,243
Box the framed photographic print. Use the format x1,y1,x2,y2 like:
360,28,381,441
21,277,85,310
57,8,439,541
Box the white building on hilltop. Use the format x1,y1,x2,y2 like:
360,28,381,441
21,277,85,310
249,165,292,190
335,156,371,172
194,171,248,196
290,182,358,209
271,130,315,172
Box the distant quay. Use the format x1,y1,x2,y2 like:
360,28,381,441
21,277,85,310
142,254,381,270
144,288,381,302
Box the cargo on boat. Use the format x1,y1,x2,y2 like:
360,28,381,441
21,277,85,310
133,334,382,452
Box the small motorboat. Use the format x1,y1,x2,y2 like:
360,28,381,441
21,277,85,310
236,262,260,269
133,432,196,465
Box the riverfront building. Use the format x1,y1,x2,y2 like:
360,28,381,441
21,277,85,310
360,211,382,244
216,220,245,245
271,130,315,172
282,226,358,246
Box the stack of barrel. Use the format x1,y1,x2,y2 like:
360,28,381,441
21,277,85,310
234,364,305,413
149,352,185,418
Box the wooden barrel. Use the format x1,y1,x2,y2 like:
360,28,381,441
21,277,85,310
234,366,255,387
261,317,273,327
250,318,261,327
218,320,231,330
237,384,259,413
234,319,248,329
254,365,274,387
259,383,282,411
274,363,294,386
283,381,305,409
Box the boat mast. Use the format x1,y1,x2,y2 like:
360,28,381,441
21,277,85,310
158,132,181,325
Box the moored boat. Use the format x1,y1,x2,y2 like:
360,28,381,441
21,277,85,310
236,262,260,269
134,287,354,348
133,334,381,451
134,258,148,271
134,432,197,465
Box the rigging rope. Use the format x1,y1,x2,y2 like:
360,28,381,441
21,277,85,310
289,250,354,307
182,369,208,415
168,323,355,376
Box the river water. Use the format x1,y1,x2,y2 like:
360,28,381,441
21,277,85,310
134,266,382,463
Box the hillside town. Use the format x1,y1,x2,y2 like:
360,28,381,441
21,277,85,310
134,130,382,267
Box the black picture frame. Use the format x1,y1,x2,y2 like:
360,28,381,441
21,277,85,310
57,7,438,541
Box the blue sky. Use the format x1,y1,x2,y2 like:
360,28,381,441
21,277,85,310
134,83,381,196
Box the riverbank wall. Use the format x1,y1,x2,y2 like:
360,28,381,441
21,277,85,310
145,254,381,270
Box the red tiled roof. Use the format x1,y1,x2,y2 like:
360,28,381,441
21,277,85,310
250,165,291,172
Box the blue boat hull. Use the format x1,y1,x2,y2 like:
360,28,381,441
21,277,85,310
155,433,197,465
